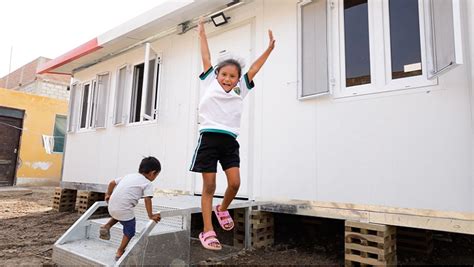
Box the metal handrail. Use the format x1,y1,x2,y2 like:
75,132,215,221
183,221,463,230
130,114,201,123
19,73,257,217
55,201,108,246
115,220,157,266
115,208,197,266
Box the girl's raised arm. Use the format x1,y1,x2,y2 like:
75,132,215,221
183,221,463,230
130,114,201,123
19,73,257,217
247,30,275,82
198,18,212,71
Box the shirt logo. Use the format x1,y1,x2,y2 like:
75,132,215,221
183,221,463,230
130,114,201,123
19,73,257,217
233,86,241,95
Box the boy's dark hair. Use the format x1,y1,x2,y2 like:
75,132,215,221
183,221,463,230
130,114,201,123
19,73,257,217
215,59,242,78
139,156,161,174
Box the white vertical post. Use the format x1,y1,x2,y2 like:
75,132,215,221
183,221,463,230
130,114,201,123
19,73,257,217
140,43,151,121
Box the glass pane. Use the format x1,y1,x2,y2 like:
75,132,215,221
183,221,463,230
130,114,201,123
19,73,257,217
89,81,97,128
53,115,67,153
154,64,160,112
80,84,90,128
130,64,144,123
115,67,126,124
301,0,328,97
389,0,422,79
344,0,371,87
145,59,156,119
67,84,77,131
97,74,109,127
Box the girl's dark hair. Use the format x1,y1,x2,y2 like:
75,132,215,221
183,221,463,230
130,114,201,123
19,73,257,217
215,59,242,78
139,156,161,174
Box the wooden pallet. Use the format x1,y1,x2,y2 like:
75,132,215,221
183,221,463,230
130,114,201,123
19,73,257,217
76,191,105,214
397,227,433,256
345,221,397,266
234,209,274,248
52,188,77,212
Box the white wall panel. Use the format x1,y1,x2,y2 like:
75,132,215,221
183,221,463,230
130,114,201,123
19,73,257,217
63,0,473,213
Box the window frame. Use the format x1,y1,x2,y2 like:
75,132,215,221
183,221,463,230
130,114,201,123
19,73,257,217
89,80,98,129
331,0,438,99
380,0,436,92
77,80,97,132
297,0,331,100
128,43,162,125
94,71,111,129
424,0,463,78
113,64,131,126
67,82,79,133
129,61,145,125
78,81,90,131
52,114,67,153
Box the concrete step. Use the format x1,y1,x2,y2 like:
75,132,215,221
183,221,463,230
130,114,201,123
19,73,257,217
54,238,118,266
52,201,189,266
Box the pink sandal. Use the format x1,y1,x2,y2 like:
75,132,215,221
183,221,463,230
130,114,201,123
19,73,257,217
214,204,234,231
199,230,222,250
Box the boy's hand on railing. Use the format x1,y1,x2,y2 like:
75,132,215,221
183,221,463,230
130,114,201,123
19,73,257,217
105,194,111,203
149,213,161,223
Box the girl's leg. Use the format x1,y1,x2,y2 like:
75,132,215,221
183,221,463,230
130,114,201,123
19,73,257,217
201,172,217,233
219,167,240,211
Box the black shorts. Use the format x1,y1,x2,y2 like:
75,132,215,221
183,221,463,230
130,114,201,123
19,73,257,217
189,132,240,173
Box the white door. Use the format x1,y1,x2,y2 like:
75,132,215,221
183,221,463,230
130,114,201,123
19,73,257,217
194,22,253,198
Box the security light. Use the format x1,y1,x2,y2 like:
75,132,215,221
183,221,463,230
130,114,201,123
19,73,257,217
211,12,228,27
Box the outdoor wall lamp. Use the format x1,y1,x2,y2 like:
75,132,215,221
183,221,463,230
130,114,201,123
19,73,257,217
211,12,229,27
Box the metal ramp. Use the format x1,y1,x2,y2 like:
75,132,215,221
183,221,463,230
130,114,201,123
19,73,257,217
53,196,257,266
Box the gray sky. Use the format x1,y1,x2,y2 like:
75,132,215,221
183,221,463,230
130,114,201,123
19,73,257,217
0,0,166,77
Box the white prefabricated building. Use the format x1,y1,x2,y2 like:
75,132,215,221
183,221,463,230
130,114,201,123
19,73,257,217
39,0,474,234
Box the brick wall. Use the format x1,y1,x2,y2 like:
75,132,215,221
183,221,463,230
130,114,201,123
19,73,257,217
15,80,70,100
0,57,71,101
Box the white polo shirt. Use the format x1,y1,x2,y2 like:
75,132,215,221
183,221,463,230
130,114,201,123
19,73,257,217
198,67,255,137
108,173,154,221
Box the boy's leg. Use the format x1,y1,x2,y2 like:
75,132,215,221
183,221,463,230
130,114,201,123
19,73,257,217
116,235,131,258
100,218,118,240
116,218,136,259
201,172,217,233
104,218,119,229
220,167,241,211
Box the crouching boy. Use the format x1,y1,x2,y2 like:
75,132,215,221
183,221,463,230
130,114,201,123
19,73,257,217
99,156,162,260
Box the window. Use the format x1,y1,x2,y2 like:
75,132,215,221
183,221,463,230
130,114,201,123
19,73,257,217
313,0,465,98
53,115,67,153
425,0,463,78
130,63,145,123
72,73,110,131
67,83,80,132
114,66,129,125
129,43,161,123
89,80,97,129
344,0,371,87
389,0,422,80
298,0,329,99
79,82,91,129
95,73,110,128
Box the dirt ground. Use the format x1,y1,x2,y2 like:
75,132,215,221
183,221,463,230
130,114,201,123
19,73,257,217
1,186,473,266
0,187,80,266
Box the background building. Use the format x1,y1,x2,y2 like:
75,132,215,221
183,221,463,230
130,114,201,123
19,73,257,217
0,57,70,100
0,88,68,186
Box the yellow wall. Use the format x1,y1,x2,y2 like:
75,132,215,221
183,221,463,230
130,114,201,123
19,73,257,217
0,87,68,181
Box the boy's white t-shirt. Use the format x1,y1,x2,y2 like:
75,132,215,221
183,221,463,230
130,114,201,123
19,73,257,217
108,173,154,221
198,67,255,137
